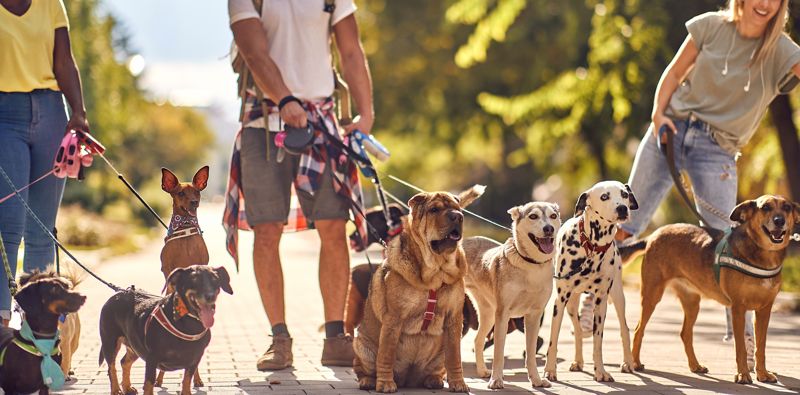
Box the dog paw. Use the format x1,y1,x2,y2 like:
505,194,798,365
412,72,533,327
544,369,558,382
735,372,753,384
448,379,469,393
376,379,397,393
690,364,709,374
620,362,633,373
632,361,645,372
358,376,376,390
757,371,778,383
569,361,583,372
423,375,444,389
594,369,615,382
122,386,138,395
487,376,504,389
530,377,551,388
193,378,204,387
476,366,491,378
110,386,124,395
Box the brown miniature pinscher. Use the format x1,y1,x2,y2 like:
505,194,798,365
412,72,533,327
99,265,232,395
0,270,86,394
158,166,210,388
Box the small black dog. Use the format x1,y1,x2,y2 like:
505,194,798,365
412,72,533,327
348,203,407,251
0,270,86,395
98,265,232,395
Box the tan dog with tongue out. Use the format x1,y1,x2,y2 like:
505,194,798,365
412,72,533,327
462,201,562,389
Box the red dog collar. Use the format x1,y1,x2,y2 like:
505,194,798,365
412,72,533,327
579,217,612,258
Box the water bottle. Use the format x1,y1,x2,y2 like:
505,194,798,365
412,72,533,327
352,130,390,162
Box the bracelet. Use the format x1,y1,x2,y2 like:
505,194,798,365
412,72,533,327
278,95,303,111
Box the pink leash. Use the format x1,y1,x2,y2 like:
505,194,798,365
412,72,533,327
0,130,104,204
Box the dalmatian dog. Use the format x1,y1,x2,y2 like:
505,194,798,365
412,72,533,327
543,181,638,382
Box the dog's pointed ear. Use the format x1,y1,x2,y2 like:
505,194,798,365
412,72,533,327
213,266,233,295
625,184,639,210
166,266,191,289
730,200,757,224
456,184,486,209
13,282,42,316
408,193,428,212
193,166,210,191
161,168,180,193
507,205,522,221
551,203,561,218
574,192,589,217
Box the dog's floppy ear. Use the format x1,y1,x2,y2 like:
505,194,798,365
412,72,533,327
408,193,428,212
193,166,210,191
167,266,191,290
507,205,522,221
730,200,757,224
14,282,43,316
161,168,181,193
625,184,639,210
792,202,800,224
574,192,589,217
457,184,486,209
213,266,233,295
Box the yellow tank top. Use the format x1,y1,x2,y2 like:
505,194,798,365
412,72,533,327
0,0,69,92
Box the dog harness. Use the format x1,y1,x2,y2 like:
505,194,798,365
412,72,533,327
713,227,783,283
420,290,438,331
578,217,612,258
165,214,202,243
145,301,208,342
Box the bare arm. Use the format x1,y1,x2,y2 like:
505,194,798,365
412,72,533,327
230,18,306,127
53,27,89,134
333,15,374,135
651,35,699,138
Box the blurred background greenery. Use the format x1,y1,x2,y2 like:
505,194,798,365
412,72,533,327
56,0,800,289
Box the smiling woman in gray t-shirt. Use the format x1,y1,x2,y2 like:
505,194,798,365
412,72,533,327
607,0,800,376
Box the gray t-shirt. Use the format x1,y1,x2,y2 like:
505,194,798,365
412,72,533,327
667,12,800,154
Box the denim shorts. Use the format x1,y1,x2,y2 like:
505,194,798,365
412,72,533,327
621,118,737,237
0,89,67,318
240,127,350,226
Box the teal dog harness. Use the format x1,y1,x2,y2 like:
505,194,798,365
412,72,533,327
714,227,783,283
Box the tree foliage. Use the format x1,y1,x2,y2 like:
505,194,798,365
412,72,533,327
61,0,213,224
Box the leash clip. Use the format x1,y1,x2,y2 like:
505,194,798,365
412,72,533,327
791,233,800,242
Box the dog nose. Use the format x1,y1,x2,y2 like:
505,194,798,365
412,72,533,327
774,215,786,228
448,210,463,223
543,225,554,236
616,205,628,217
191,200,199,208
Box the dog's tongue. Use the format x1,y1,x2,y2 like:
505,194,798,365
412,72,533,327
198,304,215,329
537,238,554,254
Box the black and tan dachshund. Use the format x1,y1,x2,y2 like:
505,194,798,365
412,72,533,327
99,265,232,395
0,270,86,395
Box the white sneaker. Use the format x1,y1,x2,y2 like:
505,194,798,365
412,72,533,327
745,334,755,372
578,293,594,338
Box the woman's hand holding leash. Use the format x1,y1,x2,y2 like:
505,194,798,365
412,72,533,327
652,112,676,145
66,110,90,135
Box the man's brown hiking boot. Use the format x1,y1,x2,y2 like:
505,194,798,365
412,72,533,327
321,333,355,366
257,334,293,371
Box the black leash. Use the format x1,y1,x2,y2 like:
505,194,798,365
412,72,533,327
657,125,710,225
96,153,169,230
0,164,123,293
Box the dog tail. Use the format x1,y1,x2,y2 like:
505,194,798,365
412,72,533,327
618,239,647,265
98,349,104,367
458,184,486,209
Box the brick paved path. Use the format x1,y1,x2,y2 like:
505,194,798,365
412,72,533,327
6,203,800,394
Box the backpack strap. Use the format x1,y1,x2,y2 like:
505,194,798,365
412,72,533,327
325,0,352,126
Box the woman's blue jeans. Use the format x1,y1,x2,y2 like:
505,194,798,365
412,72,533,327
0,90,67,320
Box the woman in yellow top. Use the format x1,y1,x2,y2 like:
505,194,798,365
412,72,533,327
0,0,90,326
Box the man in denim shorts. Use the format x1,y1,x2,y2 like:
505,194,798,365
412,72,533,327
228,0,374,370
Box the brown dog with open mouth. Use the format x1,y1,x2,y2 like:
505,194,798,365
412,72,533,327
353,185,484,393
621,195,797,384
99,265,232,395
